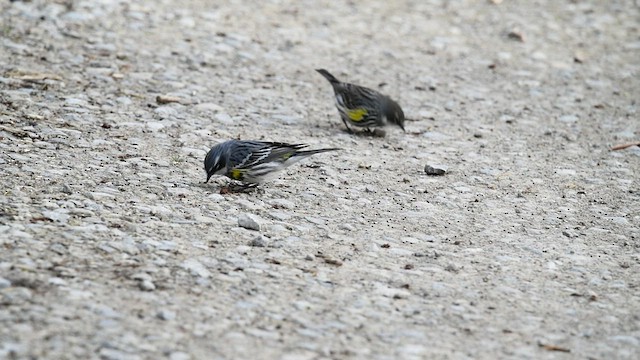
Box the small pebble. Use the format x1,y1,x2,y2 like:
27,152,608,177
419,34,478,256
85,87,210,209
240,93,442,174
139,280,156,291
445,263,460,273
157,309,176,321
168,352,190,360
0,278,11,289
249,235,269,247
238,213,262,231
425,164,447,176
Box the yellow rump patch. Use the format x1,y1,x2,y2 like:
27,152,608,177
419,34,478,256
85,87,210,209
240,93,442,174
347,108,368,121
229,169,243,180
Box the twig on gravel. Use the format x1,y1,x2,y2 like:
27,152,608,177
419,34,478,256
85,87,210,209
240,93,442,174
315,252,343,266
538,343,570,353
611,142,640,151
156,95,185,105
6,70,62,83
0,125,29,138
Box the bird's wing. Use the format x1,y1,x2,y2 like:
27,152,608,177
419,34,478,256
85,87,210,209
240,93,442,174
336,84,381,123
234,142,307,169
339,83,379,107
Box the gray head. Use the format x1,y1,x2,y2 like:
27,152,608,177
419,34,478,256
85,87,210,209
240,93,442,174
381,97,405,131
204,141,231,182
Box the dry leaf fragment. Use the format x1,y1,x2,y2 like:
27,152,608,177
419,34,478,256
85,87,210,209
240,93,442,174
611,142,640,151
156,95,183,104
539,343,571,353
323,258,343,266
7,70,62,82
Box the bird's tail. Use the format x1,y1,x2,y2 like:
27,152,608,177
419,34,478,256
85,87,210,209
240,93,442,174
295,147,340,158
315,69,340,84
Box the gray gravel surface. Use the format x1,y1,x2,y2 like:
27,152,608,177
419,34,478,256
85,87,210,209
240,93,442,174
1,0,639,359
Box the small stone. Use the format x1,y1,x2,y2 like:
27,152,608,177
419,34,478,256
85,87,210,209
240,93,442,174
49,243,68,255
0,278,11,289
1,287,33,305
146,121,166,131
157,309,176,321
249,235,269,247
425,164,447,176
168,351,190,360
42,209,70,223
559,114,578,123
445,263,460,273
269,198,295,209
181,259,211,278
268,211,292,221
139,280,156,291
108,238,140,255
507,29,525,42
207,193,226,202
238,213,262,231
69,208,95,218
338,223,355,231
500,114,515,124
65,97,88,107
305,216,326,225
214,113,233,124
154,106,178,119
116,96,132,105
48,277,67,286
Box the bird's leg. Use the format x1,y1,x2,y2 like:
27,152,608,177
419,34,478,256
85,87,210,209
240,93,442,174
341,117,353,134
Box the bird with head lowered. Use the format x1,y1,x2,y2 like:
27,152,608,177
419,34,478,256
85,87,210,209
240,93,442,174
204,140,339,190
316,69,405,135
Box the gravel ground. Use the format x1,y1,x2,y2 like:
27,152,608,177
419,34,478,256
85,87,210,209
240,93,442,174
1,0,639,359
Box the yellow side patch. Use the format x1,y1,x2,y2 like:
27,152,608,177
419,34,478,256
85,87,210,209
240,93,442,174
229,169,243,180
347,108,368,121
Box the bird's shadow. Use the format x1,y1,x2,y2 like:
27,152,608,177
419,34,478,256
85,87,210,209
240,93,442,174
197,181,260,195
343,128,387,138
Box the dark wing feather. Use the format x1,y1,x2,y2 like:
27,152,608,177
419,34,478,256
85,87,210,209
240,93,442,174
337,83,382,122
338,83,379,108
235,142,306,169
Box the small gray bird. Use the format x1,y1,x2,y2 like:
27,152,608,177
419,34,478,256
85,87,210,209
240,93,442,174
204,140,339,186
316,69,405,133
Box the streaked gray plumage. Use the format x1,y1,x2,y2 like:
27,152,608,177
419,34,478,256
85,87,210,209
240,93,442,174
204,140,339,185
316,69,405,133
